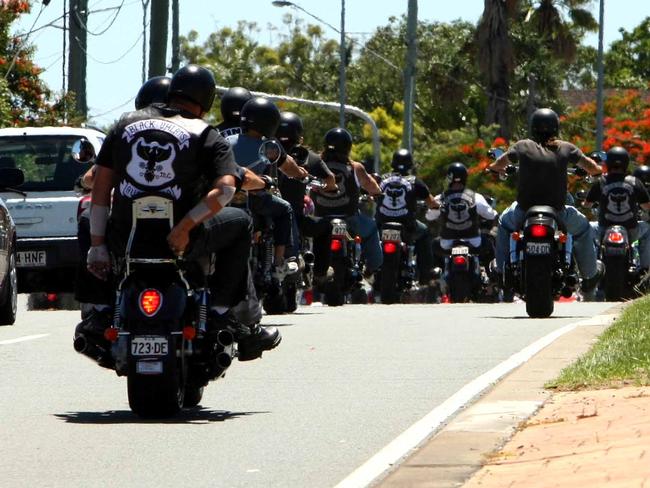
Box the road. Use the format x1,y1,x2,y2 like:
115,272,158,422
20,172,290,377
0,300,613,488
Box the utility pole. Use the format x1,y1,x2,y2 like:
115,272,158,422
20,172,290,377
171,0,180,72
148,0,169,78
68,0,88,118
402,0,417,152
595,0,605,150
339,0,346,128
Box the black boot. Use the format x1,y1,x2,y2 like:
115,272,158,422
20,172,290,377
237,324,282,361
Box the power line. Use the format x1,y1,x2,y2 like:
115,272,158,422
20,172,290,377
73,29,145,65
4,2,47,80
90,95,135,118
71,0,125,36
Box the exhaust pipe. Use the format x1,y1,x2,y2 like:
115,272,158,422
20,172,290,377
216,329,234,347
73,333,113,369
216,352,232,369
73,334,88,353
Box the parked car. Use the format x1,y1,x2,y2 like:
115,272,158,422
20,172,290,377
0,167,23,324
0,127,104,299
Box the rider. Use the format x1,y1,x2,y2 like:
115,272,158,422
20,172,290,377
225,97,309,279
427,162,498,264
376,148,438,284
216,86,252,138
488,108,604,293
79,65,280,362
276,111,337,256
582,146,650,270
633,165,650,221
309,127,383,281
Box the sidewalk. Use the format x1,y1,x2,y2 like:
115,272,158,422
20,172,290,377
463,386,650,488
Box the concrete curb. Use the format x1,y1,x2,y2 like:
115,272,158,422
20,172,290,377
376,303,624,488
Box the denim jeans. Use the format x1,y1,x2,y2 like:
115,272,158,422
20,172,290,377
591,221,650,269
496,202,598,279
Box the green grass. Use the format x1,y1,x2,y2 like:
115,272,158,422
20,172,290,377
547,296,650,390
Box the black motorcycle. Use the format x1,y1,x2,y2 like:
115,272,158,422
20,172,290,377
379,222,417,304
74,195,234,417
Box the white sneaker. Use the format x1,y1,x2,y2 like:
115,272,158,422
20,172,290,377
272,260,299,281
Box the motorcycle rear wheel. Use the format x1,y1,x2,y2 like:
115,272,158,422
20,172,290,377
448,271,472,303
524,257,554,318
128,360,184,418
380,253,400,304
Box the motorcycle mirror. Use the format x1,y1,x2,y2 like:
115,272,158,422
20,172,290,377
488,148,504,160
259,139,283,166
590,150,607,162
71,138,96,164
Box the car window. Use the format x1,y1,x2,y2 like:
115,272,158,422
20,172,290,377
0,135,92,191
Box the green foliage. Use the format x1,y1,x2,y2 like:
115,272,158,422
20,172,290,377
604,17,650,88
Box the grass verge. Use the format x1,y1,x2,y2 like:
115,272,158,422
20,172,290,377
546,297,650,390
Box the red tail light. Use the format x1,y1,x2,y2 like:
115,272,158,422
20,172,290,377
453,255,467,266
529,224,549,238
330,238,343,252
104,327,119,342
139,289,162,316
383,242,398,254
46,293,57,303
607,231,624,244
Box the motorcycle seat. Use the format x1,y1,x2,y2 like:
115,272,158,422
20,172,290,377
525,205,558,220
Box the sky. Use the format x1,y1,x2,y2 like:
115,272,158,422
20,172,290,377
13,0,650,127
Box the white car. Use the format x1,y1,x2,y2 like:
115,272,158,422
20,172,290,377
0,127,104,296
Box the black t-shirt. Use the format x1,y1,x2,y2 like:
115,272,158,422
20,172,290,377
96,105,240,248
376,173,429,226
278,148,331,216
311,158,359,217
585,173,650,228
508,139,583,211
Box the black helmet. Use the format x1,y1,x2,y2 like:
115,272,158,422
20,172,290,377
135,76,171,110
633,165,650,185
529,108,560,143
240,97,281,138
606,146,630,172
391,148,413,174
446,162,468,186
220,87,252,126
324,128,352,156
276,112,304,148
168,64,216,113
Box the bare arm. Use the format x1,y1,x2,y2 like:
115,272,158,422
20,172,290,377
425,193,439,209
279,154,309,179
352,161,381,196
487,152,511,175
89,165,114,246
241,167,266,191
576,154,602,176
81,165,97,190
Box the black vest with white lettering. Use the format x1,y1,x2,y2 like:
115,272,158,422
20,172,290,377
377,173,417,226
598,175,639,229
439,188,479,239
313,160,359,216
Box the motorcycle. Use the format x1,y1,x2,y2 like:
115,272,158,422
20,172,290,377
322,217,365,306
490,148,578,317
74,195,234,417
379,222,417,304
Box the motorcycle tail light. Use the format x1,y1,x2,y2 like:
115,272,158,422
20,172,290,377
104,327,119,342
354,235,362,245
453,255,467,266
558,233,568,244
511,232,521,241
383,242,398,254
139,289,163,317
183,326,196,341
607,231,625,244
330,238,343,252
530,224,548,238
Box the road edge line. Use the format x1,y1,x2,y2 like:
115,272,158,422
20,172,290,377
333,314,615,488
0,334,49,345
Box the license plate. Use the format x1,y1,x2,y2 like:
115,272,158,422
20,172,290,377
451,246,469,256
16,251,46,267
526,242,551,255
604,247,626,256
332,224,347,236
382,229,401,242
136,361,163,375
131,336,169,356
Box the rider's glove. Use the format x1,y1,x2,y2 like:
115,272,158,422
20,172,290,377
87,244,111,281
260,174,274,190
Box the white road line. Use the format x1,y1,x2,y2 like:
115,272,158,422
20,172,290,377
0,334,49,345
333,320,588,488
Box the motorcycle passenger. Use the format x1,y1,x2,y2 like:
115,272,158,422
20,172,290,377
276,111,337,257
79,64,280,362
309,127,383,281
582,146,650,270
216,86,252,138
226,97,309,279
488,107,604,293
376,148,438,284
427,162,497,263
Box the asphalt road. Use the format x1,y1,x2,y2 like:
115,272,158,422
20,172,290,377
0,299,613,488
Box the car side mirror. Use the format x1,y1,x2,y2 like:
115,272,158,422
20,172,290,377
71,138,96,164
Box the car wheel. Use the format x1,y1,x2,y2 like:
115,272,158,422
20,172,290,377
0,252,18,325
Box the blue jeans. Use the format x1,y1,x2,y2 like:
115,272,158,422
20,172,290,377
346,213,383,273
496,202,598,279
591,221,650,268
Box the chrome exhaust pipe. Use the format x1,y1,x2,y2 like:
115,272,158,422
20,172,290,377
216,329,234,347
216,352,232,369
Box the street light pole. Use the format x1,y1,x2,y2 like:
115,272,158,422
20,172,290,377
339,0,346,128
595,0,605,150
